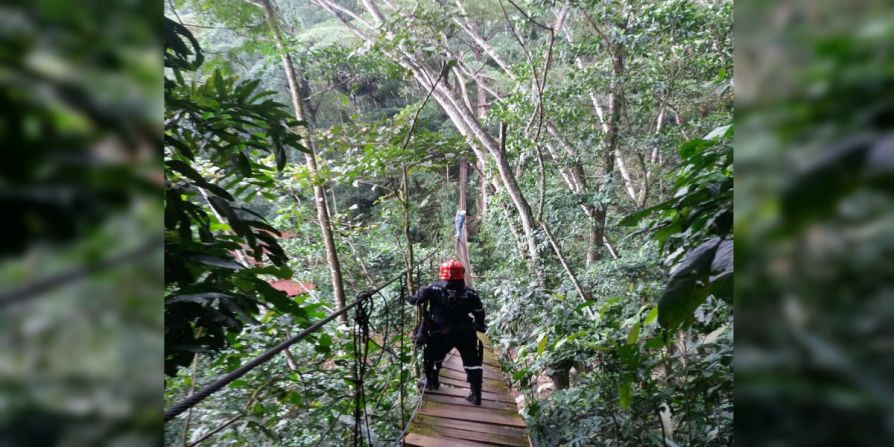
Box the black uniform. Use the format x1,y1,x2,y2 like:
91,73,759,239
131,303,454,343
408,280,486,390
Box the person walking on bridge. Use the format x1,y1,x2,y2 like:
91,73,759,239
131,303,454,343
408,260,486,405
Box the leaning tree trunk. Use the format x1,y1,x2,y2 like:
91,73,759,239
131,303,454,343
448,10,611,267
591,43,625,264
474,79,488,231
400,163,415,293
261,0,347,322
431,80,543,279
313,0,544,282
422,76,544,283
456,159,474,286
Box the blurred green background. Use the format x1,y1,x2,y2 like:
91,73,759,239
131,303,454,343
1,0,893,445
736,0,894,445
0,1,162,446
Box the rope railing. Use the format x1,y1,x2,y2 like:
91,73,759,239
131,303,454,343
165,251,437,446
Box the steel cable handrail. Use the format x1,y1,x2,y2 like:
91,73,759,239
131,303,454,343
164,252,435,422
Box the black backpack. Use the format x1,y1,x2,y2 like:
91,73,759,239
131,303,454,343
411,286,467,346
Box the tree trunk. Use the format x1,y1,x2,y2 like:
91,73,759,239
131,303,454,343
447,14,614,265
456,159,473,286
554,14,631,262
475,80,488,226
541,221,590,303
493,123,543,284
592,42,625,263
261,0,347,322
498,200,527,261
401,163,415,293
423,77,544,281
587,209,606,265
316,0,544,281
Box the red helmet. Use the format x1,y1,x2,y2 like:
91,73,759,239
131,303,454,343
438,259,465,281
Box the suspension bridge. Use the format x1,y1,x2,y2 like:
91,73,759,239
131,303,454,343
403,334,530,446
164,254,530,446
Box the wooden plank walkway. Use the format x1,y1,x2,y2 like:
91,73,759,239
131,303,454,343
404,334,530,446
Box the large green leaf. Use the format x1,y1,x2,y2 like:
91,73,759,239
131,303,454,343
537,333,549,357
780,134,872,229
256,281,307,319
207,196,252,245
704,124,733,141
163,19,308,376
236,79,261,103
619,380,632,411
709,239,734,302
658,238,721,330
189,254,244,270
617,198,674,227
315,333,332,354
166,292,235,304
627,323,641,345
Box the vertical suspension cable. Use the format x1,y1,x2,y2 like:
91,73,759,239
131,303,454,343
352,293,372,446
398,274,406,446
352,297,361,446
364,297,373,445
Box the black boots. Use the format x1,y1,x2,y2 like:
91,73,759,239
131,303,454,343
425,370,440,391
465,382,482,405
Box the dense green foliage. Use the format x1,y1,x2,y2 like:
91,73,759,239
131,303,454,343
164,0,732,445
736,4,894,444
165,17,318,376
1,1,162,445
489,127,732,446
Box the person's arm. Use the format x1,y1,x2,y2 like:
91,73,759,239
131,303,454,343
467,290,486,332
407,285,430,306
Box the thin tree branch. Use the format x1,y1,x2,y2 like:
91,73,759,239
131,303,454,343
181,353,201,447
535,144,545,222
505,0,551,30
182,22,264,30
185,414,243,447
447,0,514,75
167,0,185,25
499,0,543,136
540,222,593,311
0,237,161,307
312,0,373,39
400,62,449,151
303,74,363,100
185,372,289,447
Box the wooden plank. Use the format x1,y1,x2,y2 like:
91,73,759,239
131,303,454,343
424,392,518,411
443,351,500,368
441,364,503,381
480,356,501,367
439,368,509,390
415,415,529,438
443,347,500,362
436,376,470,389
406,334,530,447
418,401,526,428
424,384,517,404
477,332,494,349
438,376,510,394
444,354,500,371
404,432,494,447
411,422,528,446
441,357,503,378
483,352,500,364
